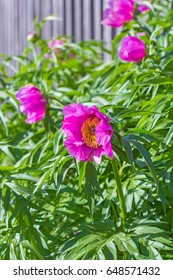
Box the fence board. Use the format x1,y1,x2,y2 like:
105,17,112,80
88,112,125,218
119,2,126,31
27,0,34,34
0,1,5,54
94,0,102,41
41,0,52,39
52,0,64,37
0,0,116,61
74,0,82,42
65,0,73,37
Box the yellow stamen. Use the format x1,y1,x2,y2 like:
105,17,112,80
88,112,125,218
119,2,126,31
81,117,100,148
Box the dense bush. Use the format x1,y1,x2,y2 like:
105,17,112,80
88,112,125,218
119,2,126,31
0,0,173,260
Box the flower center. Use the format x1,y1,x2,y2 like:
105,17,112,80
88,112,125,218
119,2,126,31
81,117,100,148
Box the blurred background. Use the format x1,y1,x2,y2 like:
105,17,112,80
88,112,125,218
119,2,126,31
0,0,119,60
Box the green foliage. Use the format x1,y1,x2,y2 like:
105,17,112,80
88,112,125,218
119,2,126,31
0,2,173,259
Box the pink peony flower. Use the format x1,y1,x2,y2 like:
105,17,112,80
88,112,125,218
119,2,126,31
16,84,46,124
119,36,146,63
101,0,134,28
62,103,114,164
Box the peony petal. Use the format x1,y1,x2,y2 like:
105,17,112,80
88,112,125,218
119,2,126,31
95,120,113,146
104,142,114,159
90,106,111,122
62,115,87,142
92,147,104,164
64,137,93,161
63,103,90,118
25,111,45,124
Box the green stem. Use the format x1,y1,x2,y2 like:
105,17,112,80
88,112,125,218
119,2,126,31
111,159,127,230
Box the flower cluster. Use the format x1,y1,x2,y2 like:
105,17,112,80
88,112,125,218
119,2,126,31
102,0,148,63
16,91,114,163
16,0,152,163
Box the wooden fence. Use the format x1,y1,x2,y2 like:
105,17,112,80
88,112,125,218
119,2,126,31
0,0,119,61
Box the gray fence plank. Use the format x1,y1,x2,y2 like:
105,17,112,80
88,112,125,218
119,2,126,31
27,0,34,34
83,0,91,40
0,1,5,54
65,0,72,37
18,0,27,55
41,0,52,39
33,0,42,22
7,0,11,56
52,0,64,37
74,0,82,42
94,0,102,41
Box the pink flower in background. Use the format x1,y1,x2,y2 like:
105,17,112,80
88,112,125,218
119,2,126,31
48,38,65,55
136,31,146,38
101,0,134,28
69,52,74,59
135,0,150,12
119,36,146,63
62,104,114,164
16,84,46,124
45,38,74,59
137,5,149,12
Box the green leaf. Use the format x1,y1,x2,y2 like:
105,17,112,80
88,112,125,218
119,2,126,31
34,169,53,192
130,140,159,188
21,240,44,260
164,124,173,145
113,233,139,255
121,137,135,169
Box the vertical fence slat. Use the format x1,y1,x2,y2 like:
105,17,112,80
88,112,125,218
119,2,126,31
83,0,91,40
19,0,28,55
7,0,11,56
52,0,64,37
27,0,34,34
41,0,52,39
94,0,102,41
10,0,16,73
65,0,72,37
4,0,8,56
81,0,84,40
90,0,94,39
71,0,75,38
63,0,66,34
33,0,42,25
0,1,4,54
74,0,82,42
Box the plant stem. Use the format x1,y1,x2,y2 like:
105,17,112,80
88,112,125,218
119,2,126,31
111,159,127,230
